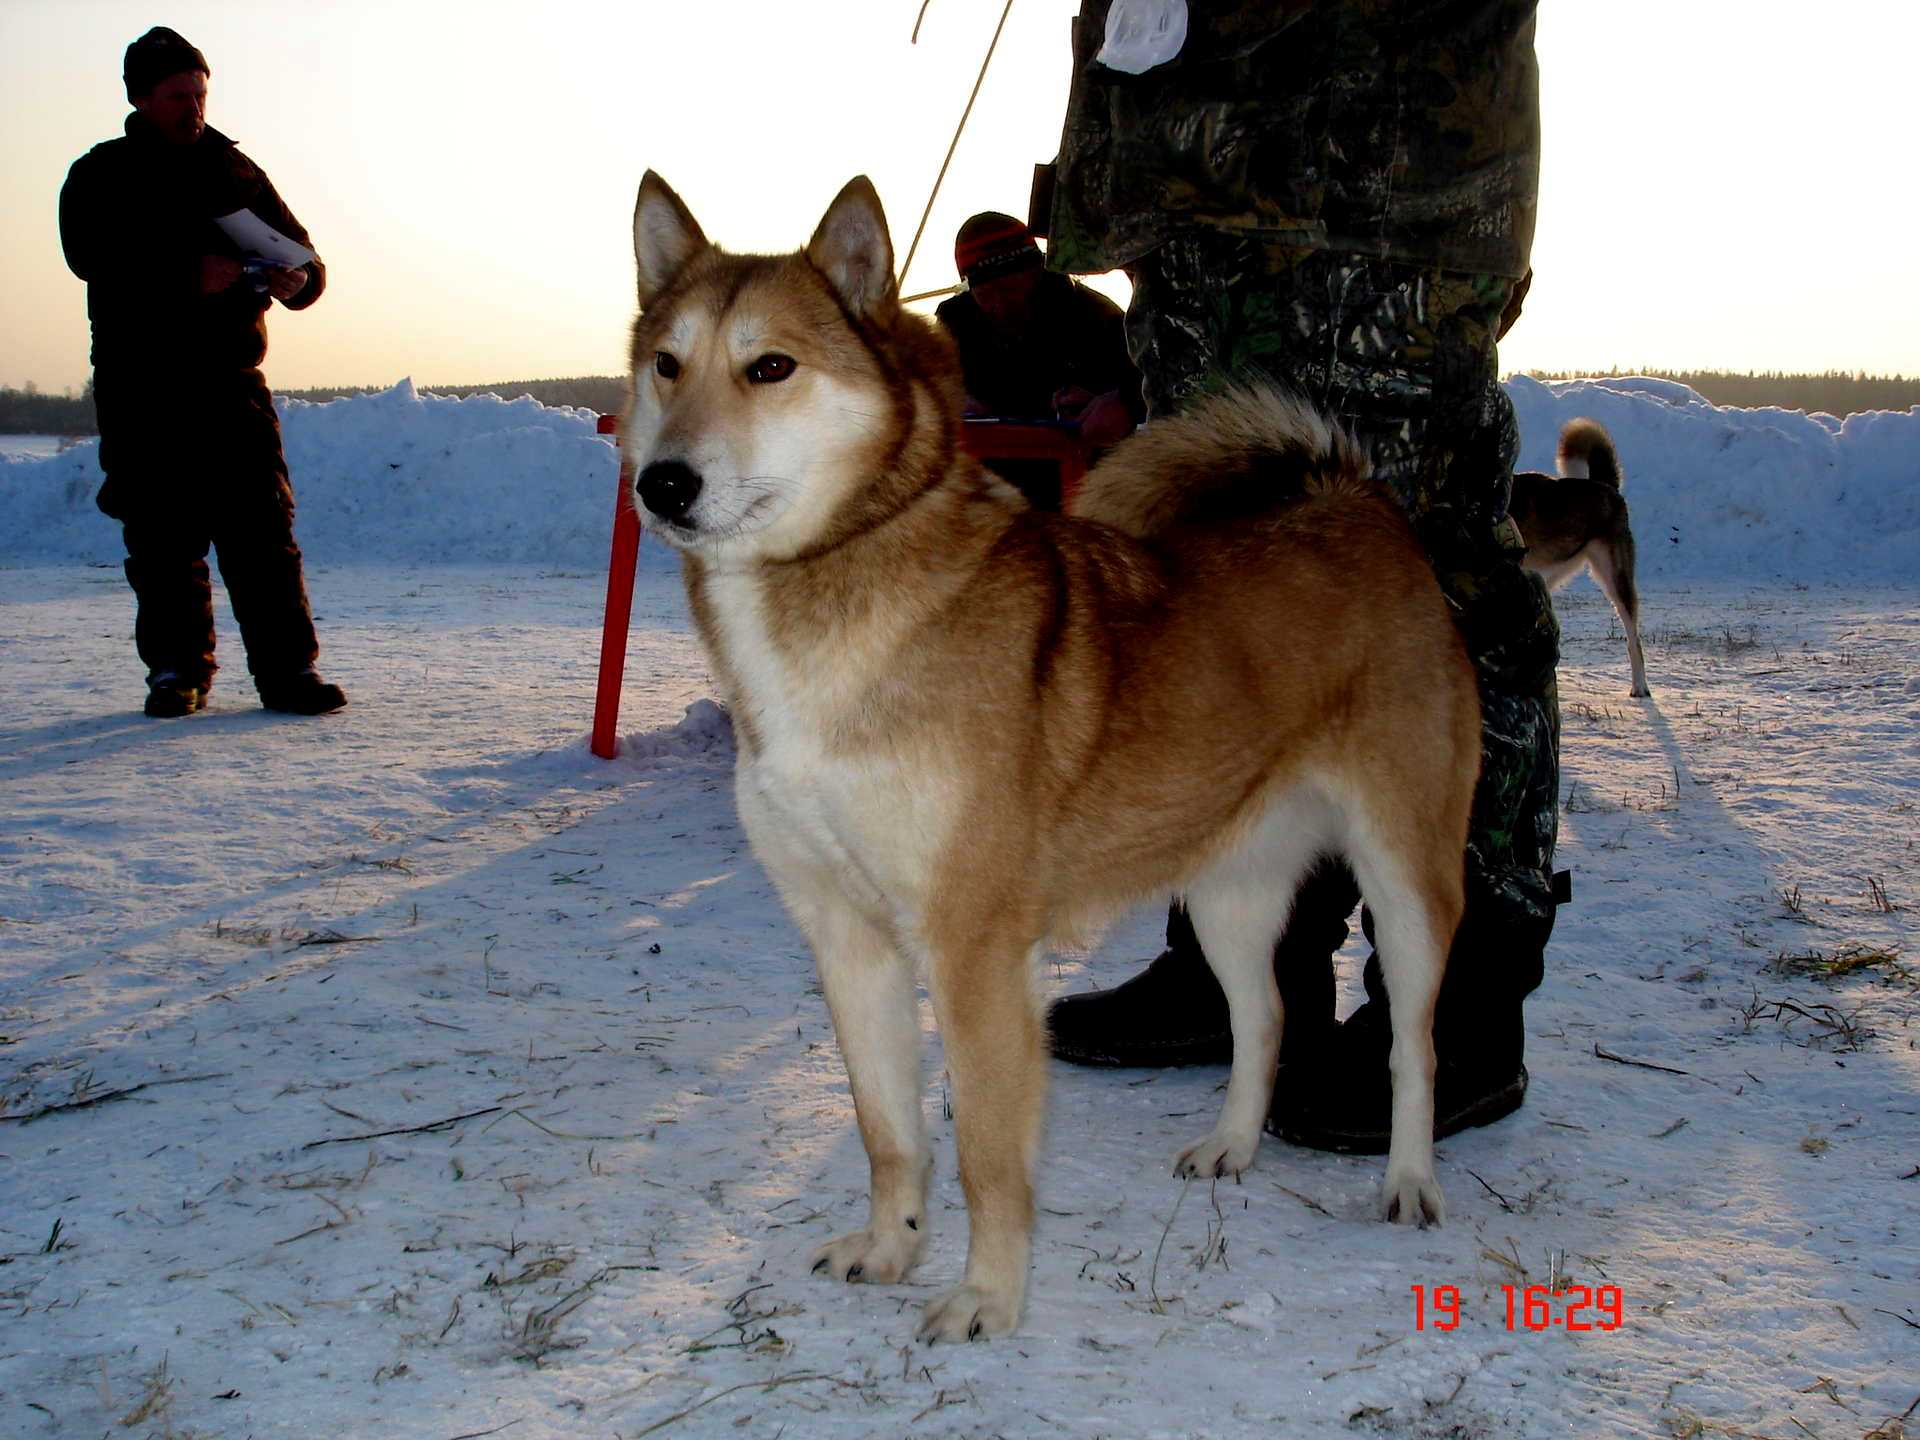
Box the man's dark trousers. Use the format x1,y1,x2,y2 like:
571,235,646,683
98,368,319,688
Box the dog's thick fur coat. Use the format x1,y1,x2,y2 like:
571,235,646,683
623,173,1482,1341
1510,418,1650,696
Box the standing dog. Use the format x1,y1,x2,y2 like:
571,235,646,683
1509,418,1650,696
623,172,1482,1342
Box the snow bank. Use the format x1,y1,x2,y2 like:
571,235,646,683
3,376,1915,581
0,379,621,569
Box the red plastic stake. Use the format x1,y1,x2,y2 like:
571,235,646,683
590,413,640,758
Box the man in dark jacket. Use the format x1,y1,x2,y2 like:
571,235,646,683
61,26,346,718
1040,0,1566,1153
935,212,1143,505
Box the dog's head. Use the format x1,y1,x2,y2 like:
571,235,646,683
623,172,954,562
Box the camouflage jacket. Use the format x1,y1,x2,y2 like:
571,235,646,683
1043,0,1539,280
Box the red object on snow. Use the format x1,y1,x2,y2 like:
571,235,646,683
590,413,637,759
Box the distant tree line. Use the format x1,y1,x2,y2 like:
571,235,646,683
0,380,95,436
8,369,1913,435
1518,368,1919,417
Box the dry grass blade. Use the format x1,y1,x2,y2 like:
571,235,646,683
1465,1168,1516,1213
445,1422,523,1440
288,927,383,950
118,1354,177,1427
303,1105,502,1150
0,1071,229,1124
625,1372,847,1435
1741,993,1872,1051
1862,1393,1920,1440
1593,1043,1690,1076
1770,943,1910,985
1147,1176,1193,1312
1273,1184,1334,1217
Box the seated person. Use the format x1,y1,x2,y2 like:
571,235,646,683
935,212,1144,506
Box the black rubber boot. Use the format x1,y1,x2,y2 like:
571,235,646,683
1047,859,1360,1068
1264,874,1568,1154
257,668,347,715
144,671,209,718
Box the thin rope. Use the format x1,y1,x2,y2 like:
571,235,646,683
898,0,1018,291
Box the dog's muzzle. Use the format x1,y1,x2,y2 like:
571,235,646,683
637,460,703,525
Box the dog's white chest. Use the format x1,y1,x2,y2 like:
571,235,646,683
705,571,940,923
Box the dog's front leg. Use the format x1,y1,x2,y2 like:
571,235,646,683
918,937,1045,1342
802,898,932,1287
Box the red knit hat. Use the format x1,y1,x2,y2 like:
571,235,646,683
955,212,1041,283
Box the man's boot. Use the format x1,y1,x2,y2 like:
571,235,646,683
257,667,348,715
1046,860,1360,1068
144,669,209,718
1265,873,1568,1154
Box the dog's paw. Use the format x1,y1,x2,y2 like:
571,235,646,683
1173,1128,1259,1180
1379,1167,1445,1227
809,1224,925,1285
917,1282,1021,1344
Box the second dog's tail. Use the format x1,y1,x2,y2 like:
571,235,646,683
1071,384,1375,538
1556,417,1623,489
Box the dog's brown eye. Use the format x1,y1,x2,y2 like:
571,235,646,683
747,353,796,384
655,351,680,380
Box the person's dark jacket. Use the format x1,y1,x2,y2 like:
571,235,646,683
1044,0,1540,280
60,114,325,381
935,271,1144,421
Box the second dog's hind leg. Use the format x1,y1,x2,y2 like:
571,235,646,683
1590,536,1651,698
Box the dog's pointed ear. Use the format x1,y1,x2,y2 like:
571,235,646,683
634,171,708,309
807,176,897,321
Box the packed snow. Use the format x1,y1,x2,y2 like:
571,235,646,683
1,379,1916,1439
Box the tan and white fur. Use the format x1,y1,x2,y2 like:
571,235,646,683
622,172,1482,1343
1510,418,1650,696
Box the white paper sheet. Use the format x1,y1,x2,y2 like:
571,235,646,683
213,208,316,268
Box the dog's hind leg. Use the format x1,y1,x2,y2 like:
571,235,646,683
800,895,932,1288
1347,833,1458,1226
918,925,1047,1343
1590,535,1651,698
1173,848,1315,1179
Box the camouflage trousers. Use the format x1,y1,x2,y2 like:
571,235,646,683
1126,235,1561,970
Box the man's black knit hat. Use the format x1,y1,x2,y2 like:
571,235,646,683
124,27,209,100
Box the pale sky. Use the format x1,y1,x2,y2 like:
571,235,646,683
3,0,1915,395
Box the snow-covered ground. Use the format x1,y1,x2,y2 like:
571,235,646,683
2,382,1917,1438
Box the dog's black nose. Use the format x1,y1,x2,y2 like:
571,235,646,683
637,460,703,522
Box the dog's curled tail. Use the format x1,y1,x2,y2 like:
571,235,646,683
1071,384,1375,538
1556,417,1623,489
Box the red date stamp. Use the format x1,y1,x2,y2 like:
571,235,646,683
1411,1283,1625,1332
